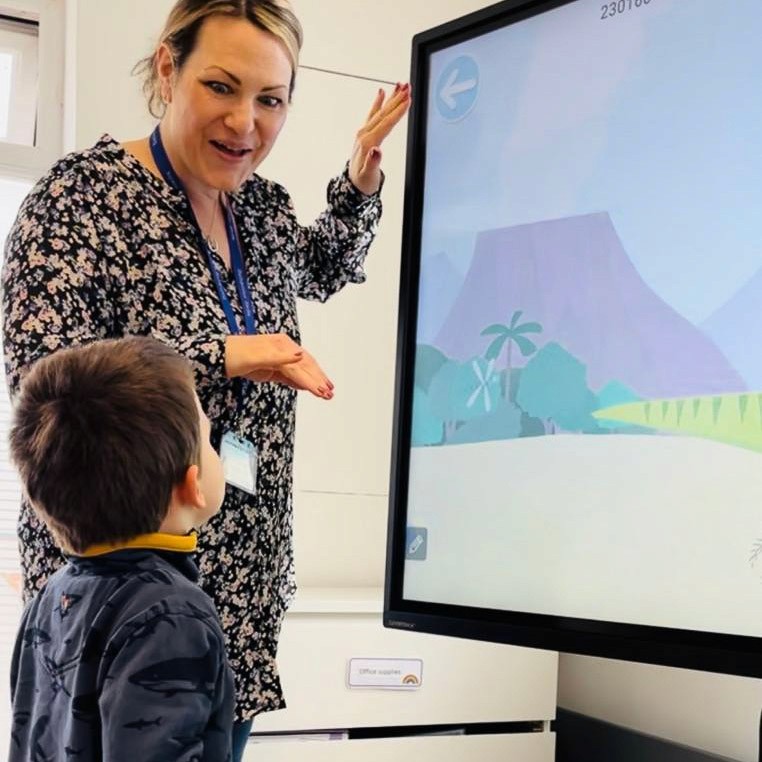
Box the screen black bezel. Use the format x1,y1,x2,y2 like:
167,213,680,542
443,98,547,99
383,0,762,679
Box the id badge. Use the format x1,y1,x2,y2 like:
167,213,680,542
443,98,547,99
220,432,258,495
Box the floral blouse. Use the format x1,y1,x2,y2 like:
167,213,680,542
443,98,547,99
1,135,382,720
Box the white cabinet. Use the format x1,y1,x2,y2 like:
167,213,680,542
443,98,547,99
246,588,557,761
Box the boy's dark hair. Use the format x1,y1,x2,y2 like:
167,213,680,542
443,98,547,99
9,336,200,553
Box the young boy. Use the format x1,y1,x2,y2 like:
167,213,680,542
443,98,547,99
7,336,233,761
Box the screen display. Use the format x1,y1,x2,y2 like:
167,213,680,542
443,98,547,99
390,0,762,662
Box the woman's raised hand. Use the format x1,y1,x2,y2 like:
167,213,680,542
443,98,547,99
349,83,412,196
225,334,333,399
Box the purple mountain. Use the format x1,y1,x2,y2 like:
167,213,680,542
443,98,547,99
702,266,762,391
433,212,744,398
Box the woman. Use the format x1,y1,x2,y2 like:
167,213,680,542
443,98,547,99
1,0,410,758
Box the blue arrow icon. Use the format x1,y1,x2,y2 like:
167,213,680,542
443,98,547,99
436,56,479,121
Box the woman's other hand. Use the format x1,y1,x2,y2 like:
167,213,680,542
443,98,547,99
225,334,333,399
349,83,412,196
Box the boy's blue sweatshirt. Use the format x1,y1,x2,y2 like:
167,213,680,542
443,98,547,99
8,532,234,761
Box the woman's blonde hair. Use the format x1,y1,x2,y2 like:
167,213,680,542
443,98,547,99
134,0,303,118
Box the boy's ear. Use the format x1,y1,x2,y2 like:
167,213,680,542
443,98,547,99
173,464,206,510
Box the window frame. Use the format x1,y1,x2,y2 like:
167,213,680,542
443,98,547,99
0,0,64,180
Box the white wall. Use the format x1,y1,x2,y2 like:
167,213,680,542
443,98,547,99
63,1,762,758
283,0,490,586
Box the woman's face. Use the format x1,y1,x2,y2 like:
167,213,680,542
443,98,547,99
158,15,292,194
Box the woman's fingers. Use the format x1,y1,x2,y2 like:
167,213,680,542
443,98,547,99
354,87,410,164
254,334,304,367
362,83,411,137
248,370,298,389
281,351,334,398
349,84,411,194
247,369,275,383
243,343,334,400
364,95,412,148
245,370,332,399
225,334,303,377
364,87,386,123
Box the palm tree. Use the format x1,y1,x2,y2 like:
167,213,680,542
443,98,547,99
481,310,542,399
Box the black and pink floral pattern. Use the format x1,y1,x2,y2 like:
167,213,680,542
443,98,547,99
1,135,382,720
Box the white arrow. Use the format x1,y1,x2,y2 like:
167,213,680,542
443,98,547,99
440,68,477,110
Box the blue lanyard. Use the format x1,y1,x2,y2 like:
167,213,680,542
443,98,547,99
149,126,256,335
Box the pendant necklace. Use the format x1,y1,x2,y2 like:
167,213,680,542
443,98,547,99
204,193,222,254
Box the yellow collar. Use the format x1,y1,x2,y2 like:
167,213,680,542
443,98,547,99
78,531,197,558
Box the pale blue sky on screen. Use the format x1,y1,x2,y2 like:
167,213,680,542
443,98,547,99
421,0,762,324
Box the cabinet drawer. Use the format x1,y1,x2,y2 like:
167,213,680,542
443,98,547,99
254,589,557,733
246,732,555,762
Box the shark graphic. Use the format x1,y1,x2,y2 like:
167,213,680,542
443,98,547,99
121,611,177,648
123,716,163,731
23,627,51,648
127,650,217,698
